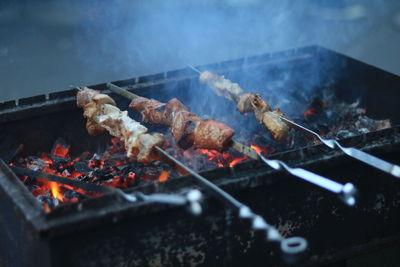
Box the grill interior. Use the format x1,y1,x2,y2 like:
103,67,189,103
0,46,400,266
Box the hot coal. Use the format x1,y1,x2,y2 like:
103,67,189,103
73,162,92,173
301,91,391,140
9,89,391,211
10,137,181,211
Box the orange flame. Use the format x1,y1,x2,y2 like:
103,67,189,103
158,171,170,182
50,182,63,201
228,156,247,167
250,145,263,154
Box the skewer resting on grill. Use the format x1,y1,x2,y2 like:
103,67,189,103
76,87,307,256
193,67,291,141
106,83,357,206
190,66,400,179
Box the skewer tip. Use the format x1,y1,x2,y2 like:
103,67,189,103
187,64,201,75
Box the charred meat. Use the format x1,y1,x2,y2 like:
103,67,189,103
129,96,235,152
199,71,290,141
77,87,163,163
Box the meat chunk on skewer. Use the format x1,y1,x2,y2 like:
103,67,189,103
129,96,235,152
199,71,290,141
77,87,163,163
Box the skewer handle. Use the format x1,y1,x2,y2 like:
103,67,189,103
255,152,357,206
104,83,308,256
154,146,308,256
279,116,400,178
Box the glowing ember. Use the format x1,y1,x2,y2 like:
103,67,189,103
303,107,318,120
250,145,276,156
195,149,246,168
12,137,175,212
52,144,70,158
250,145,263,154
228,156,247,168
158,171,170,182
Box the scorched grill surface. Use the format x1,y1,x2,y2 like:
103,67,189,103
0,46,400,266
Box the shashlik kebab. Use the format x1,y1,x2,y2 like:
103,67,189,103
194,67,400,178
76,87,308,255
199,70,290,141
129,92,235,152
106,83,357,206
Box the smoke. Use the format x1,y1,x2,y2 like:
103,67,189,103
69,0,386,74
0,0,390,106
71,0,307,77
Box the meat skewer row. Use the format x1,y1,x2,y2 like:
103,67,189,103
194,68,400,179
197,70,290,141
77,87,164,163
106,83,358,206
76,87,307,255
110,87,236,152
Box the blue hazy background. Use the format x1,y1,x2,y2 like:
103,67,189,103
0,0,399,102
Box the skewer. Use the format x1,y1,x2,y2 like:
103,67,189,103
76,86,308,256
189,66,400,179
279,116,400,178
106,83,357,206
188,64,201,74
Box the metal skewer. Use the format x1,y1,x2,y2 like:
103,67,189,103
187,65,400,179
77,86,308,256
154,146,308,256
253,149,356,206
107,83,357,206
188,64,201,74
279,116,400,178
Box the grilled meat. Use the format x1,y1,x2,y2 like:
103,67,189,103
199,71,290,141
129,96,235,152
77,87,163,163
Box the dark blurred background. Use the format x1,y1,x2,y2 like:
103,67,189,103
0,0,399,102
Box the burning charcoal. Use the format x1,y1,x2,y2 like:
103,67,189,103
63,190,88,201
27,184,39,192
37,195,59,210
50,155,70,164
141,166,163,177
62,169,71,177
78,151,92,161
106,153,128,161
93,169,115,181
73,162,93,173
77,174,91,182
92,153,101,161
103,160,117,169
51,138,70,158
356,128,370,135
336,130,356,139
27,156,47,171
116,165,129,171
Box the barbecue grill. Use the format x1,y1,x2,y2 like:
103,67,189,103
0,46,399,267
